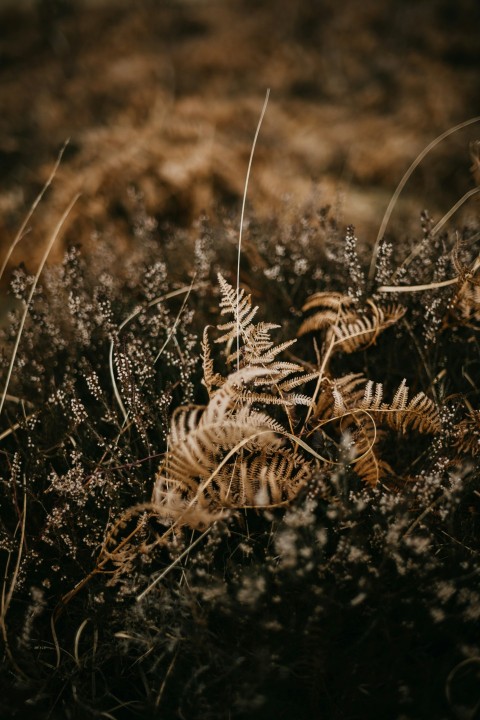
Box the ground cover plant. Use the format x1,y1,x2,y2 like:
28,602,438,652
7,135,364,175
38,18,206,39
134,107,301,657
1,119,480,720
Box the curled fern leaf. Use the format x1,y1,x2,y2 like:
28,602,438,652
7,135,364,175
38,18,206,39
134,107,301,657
351,446,394,486
348,420,393,486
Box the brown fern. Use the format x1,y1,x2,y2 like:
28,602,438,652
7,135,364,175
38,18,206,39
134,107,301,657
213,274,314,405
349,421,393,486
298,292,355,337
351,446,393,486
150,275,329,529
307,375,439,484
153,362,312,527
312,373,366,422
326,302,406,353
453,410,480,456
214,449,311,507
153,429,308,528
451,281,480,325
202,327,224,396
299,292,405,354
358,379,441,434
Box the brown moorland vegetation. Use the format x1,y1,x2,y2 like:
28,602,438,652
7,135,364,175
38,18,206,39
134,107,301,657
1,2,480,719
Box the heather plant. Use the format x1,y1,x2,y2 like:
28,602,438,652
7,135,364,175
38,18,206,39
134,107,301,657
1,123,480,720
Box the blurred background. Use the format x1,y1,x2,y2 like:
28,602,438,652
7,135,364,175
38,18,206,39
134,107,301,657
0,0,479,283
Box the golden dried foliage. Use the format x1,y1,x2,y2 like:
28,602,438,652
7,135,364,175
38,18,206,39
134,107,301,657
299,292,406,354
453,410,480,457
451,281,480,325
152,275,317,528
149,276,442,529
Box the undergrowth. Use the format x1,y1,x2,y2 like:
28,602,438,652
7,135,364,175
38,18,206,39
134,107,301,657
1,137,480,719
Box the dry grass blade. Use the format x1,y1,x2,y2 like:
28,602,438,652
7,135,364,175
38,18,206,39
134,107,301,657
0,141,68,283
236,89,270,371
0,193,80,420
0,475,27,677
369,115,480,281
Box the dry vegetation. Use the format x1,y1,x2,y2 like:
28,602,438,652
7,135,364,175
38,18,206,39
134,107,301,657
1,1,480,718
1,0,480,271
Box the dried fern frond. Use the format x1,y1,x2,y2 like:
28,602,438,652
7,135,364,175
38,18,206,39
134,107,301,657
301,291,355,313
348,420,393,486
212,275,314,407
202,327,225,396
451,281,480,324
152,365,294,528
226,364,307,402
239,389,312,407
299,288,405,354
215,449,312,507
153,449,311,528
359,379,440,434
152,479,227,529
241,321,282,362
351,445,393,486
313,373,366,422
278,370,321,392
168,387,285,466
247,338,298,365
216,272,259,344
216,273,300,368
453,410,480,456
314,376,439,436
298,292,356,336
326,302,406,353
153,322,321,528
